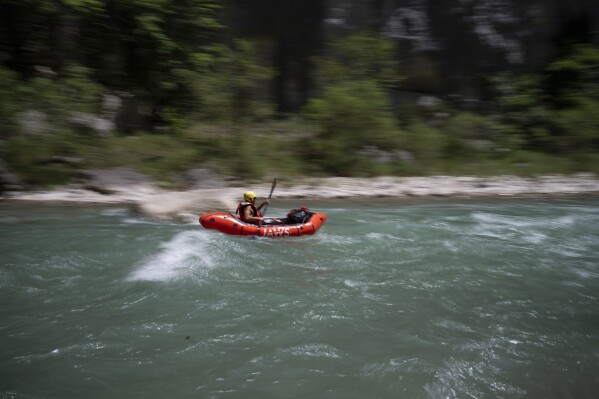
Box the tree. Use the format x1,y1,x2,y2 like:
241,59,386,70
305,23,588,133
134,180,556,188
489,45,599,153
181,39,274,122
0,0,225,131
545,44,599,108
301,32,403,175
312,32,402,91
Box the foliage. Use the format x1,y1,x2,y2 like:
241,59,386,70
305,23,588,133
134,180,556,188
545,44,599,107
101,134,200,180
61,65,105,112
400,121,450,163
5,131,89,185
303,80,400,175
184,40,275,122
302,32,404,175
2,2,599,185
552,98,599,151
488,72,551,149
9,64,105,131
0,0,225,127
0,67,19,135
312,32,402,90
489,45,599,154
443,112,491,140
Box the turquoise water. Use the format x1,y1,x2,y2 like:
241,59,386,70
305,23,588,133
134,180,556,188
1,198,599,398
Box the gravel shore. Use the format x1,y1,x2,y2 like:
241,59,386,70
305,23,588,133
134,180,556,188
4,174,599,220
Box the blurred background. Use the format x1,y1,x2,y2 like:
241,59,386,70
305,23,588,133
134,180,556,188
1,0,598,190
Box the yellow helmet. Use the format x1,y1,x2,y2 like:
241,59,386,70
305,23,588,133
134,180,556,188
244,191,256,202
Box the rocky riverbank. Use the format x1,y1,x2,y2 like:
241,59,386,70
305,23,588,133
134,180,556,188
3,172,599,221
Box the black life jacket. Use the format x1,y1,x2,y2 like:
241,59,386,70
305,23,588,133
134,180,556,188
236,202,261,223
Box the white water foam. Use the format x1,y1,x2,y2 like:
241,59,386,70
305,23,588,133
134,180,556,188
121,217,163,225
317,232,359,246
522,232,547,244
127,230,215,281
283,343,343,359
100,208,130,217
472,211,579,231
472,212,540,227
100,207,166,225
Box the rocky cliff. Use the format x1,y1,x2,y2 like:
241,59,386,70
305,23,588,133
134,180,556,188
228,0,599,109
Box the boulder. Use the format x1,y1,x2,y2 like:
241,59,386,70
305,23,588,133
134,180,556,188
17,110,47,135
68,112,115,135
179,168,227,189
396,150,415,162
358,146,396,164
81,168,156,195
0,159,22,192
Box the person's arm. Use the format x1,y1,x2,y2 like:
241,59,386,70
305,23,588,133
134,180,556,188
243,205,263,223
257,199,270,211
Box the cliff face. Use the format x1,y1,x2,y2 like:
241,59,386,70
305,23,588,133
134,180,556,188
353,0,598,98
228,0,599,109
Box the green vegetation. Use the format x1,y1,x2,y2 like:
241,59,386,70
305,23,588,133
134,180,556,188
1,1,598,187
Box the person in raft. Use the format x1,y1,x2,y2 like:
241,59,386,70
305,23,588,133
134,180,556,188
236,191,271,224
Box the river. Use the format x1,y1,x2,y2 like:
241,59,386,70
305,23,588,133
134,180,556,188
1,198,598,398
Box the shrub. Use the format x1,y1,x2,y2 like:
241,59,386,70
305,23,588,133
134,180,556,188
303,80,400,175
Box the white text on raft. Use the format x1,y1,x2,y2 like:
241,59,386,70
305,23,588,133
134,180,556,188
260,226,291,237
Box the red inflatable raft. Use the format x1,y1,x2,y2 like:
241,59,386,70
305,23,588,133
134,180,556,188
199,210,327,238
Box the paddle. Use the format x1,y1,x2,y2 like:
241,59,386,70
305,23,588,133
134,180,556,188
261,178,277,217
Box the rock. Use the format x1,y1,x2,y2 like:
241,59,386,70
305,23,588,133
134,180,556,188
0,159,22,192
34,65,57,78
179,168,227,189
358,146,396,164
68,112,115,135
17,110,47,135
382,6,437,51
396,150,415,162
417,96,442,108
463,139,495,151
81,168,156,195
38,156,84,165
6,174,599,220
101,94,122,122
